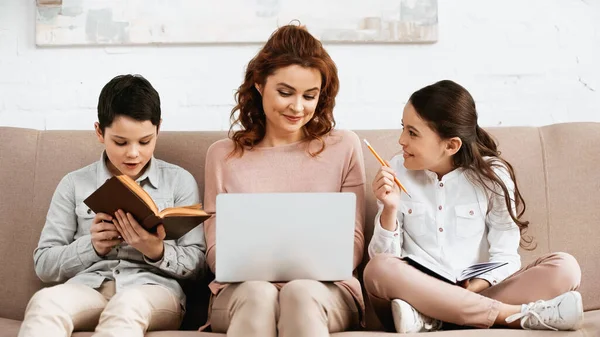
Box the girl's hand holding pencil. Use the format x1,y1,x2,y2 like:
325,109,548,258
363,139,412,210
363,139,411,197
372,165,403,210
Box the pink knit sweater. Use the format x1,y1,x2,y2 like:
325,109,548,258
203,129,367,317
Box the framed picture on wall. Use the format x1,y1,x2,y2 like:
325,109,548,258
35,0,438,46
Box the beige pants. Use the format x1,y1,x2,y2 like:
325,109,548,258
18,281,182,337
363,252,581,331
210,279,360,337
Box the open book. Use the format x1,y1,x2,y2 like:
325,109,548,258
403,254,508,285
83,175,213,240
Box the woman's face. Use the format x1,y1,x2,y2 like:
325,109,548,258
256,64,322,143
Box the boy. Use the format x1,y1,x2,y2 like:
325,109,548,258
18,74,206,337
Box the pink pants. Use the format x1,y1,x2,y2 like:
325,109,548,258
363,252,581,330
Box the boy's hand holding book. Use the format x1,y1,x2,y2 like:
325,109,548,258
84,175,213,240
91,213,122,257
113,209,166,261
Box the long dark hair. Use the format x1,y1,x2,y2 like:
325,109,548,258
409,80,533,249
228,24,339,157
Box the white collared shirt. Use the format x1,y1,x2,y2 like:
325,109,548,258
368,155,522,286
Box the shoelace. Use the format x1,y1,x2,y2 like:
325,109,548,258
505,300,559,331
423,317,443,331
415,311,442,331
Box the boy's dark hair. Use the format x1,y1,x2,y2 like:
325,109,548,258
97,74,161,133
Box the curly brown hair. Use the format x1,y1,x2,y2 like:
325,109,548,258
228,24,339,157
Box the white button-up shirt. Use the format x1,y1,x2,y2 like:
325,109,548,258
368,155,522,286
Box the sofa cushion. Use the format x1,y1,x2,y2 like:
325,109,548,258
0,123,598,330
541,123,600,311
0,318,21,337
3,311,599,336
0,128,43,321
331,309,600,336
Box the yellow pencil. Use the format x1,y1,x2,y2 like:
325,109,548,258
363,139,412,198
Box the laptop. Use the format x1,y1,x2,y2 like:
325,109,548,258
215,192,356,283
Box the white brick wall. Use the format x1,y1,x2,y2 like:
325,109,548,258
1,0,599,131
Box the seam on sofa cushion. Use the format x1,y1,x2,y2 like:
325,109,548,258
537,127,551,253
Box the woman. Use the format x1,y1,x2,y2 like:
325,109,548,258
202,24,366,337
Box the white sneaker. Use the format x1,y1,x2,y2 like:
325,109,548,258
391,299,443,333
505,291,584,331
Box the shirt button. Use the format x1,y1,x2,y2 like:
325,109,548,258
115,270,120,275
439,182,444,187
87,208,92,214
166,262,170,268
469,210,474,216
439,228,444,232
408,209,413,214
438,205,443,211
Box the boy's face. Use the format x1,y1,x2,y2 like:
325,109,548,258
95,116,159,181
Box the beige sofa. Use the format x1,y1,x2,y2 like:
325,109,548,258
1,123,599,336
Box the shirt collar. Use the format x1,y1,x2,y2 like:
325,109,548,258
96,151,160,189
424,167,465,183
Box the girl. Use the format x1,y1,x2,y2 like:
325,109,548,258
363,80,583,333
202,24,366,337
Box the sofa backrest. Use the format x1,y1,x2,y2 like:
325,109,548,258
0,123,598,324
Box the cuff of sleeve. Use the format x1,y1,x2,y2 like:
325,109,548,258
76,235,103,265
145,242,177,272
374,213,400,238
477,272,498,287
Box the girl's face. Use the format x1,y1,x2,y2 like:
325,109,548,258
256,64,321,143
398,103,460,177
